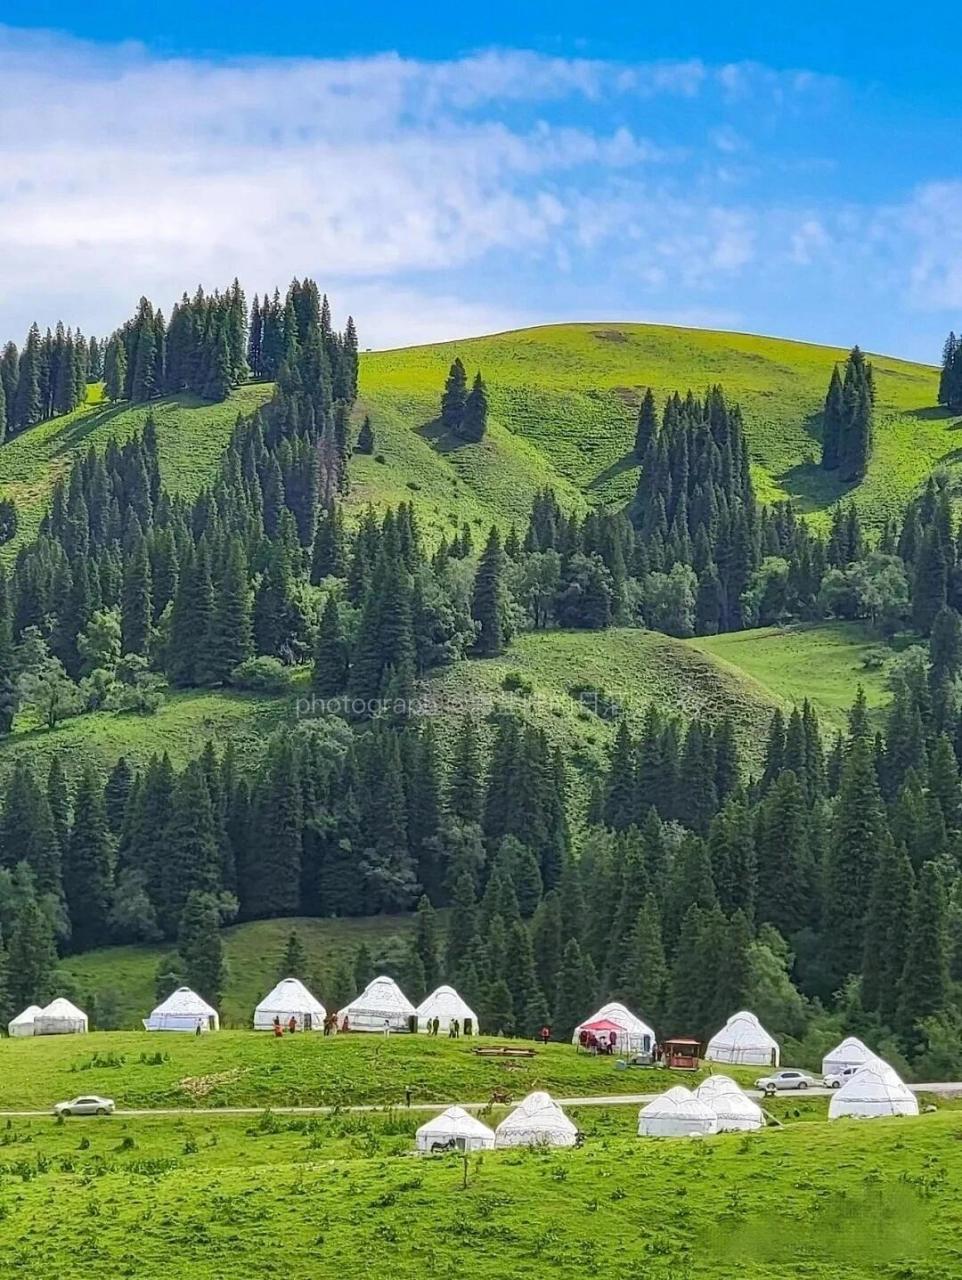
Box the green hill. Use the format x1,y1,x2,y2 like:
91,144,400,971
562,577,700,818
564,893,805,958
357,322,947,538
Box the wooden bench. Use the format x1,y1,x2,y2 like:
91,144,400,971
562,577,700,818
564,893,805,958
473,1046,537,1059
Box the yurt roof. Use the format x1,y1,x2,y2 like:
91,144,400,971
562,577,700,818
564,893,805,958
256,978,326,1015
829,1064,918,1114
822,1036,874,1068
500,1091,577,1132
708,1010,778,1050
708,1089,765,1123
417,1107,495,1140
576,1001,655,1039
151,987,217,1018
345,975,416,1015
416,985,477,1021
39,997,87,1018
9,1004,42,1024
695,1074,739,1098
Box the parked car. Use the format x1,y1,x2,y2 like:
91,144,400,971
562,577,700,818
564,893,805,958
53,1095,115,1117
822,1064,862,1089
754,1070,817,1095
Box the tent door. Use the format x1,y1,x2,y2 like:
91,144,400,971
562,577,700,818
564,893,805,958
304,1013,312,1031
208,1015,215,1031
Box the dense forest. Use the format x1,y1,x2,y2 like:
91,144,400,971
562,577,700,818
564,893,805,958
1,283,962,1074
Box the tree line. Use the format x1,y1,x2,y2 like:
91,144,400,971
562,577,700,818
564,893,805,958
940,331,962,412
0,324,102,442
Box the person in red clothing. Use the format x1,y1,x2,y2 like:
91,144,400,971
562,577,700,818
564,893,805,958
540,1026,550,1045
273,1017,283,1038
288,1015,297,1034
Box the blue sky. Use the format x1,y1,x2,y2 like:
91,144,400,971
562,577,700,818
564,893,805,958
0,5,960,359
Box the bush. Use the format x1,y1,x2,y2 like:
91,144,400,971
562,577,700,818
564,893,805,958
568,683,623,720
501,671,533,695
230,657,292,693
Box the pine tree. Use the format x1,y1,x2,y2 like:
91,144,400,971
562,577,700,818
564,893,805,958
459,372,488,442
448,716,483,825
167,546,213,686
440,358,467,430
471,527,509,656
177,891,226,1008
204,538,252,683
7,892,58,1010
861,838,914,1023
160,760,222,935
621,894,667,1028
104,756,133,836
0,565,16,734
635,388,658,459
121,533,152,656
820,365,843,470
553,938,596,1039
312,595,349,699
63,765,113,951
822,734,886,989
412,894,440,992
104,339,127,401
897,861,950,1048
279,929,308,980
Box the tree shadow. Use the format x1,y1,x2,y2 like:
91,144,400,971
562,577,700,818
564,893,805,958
776,459,857,514
586,452,639,494
416,416,472,454
46,402,133,459
906,405,958,423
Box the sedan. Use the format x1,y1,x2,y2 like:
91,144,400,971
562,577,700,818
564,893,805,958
53,1095,115,1117
823,1064,862,1089
754,1070,818,1095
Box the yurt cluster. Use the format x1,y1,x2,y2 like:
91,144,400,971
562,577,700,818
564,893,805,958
6,976,477,1038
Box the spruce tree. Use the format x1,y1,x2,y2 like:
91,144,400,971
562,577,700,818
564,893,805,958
7,893,58,1010
412,894,440,992
121,533,152,656
440,358,467,430
63,765,113,951
204,538,252,683
621,894,667,1028
897,861,950,1048
279,929,308,980
471,526,509,656
459,372,488,442
177,891,226,1008
820,365,843,470
822,734,886,989
861,837,914,1022
634,388,658,459
312,595,349,699
160,760,222,935
0,566,16,734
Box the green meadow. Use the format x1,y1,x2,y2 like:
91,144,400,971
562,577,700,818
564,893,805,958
0,1101,957,1278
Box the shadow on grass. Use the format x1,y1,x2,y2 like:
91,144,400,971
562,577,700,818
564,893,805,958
416,416,475,454
586,451,639,494
776,458,857,514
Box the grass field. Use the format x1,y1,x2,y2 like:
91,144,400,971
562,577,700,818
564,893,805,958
688,622,892,729
61,916,419,1030
0,1029,764,1112
0,1100,957,1277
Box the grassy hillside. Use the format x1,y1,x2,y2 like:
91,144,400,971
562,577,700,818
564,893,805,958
359,323,948,535
0,1029,764,1112
61,916,418,1030
0,381,273,555
688,622,892,729
0,1104,956,1277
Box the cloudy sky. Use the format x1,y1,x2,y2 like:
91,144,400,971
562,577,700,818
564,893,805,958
0,4,960,359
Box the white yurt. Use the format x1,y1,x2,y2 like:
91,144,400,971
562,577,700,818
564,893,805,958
7,1005,42,1038
337,975,416,1032
416,985,479,1035
144,987,219,1032
495,1091,578,1149
705,1011,780,1067
828,1064,919,1120
253,978,326,1031
33,998,88,1036
704,1088,765,1132
662,1085,696,1104
572,1002,656,1054
638,1090,718,1138
694,1074,740,1100
821,1036,875,1077
416,1107,496,1153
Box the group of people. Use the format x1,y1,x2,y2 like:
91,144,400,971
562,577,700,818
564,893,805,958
578,1028,619,1055
272,1015,301,1037
426,1017,461,1038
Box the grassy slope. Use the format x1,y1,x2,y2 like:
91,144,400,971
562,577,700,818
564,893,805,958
0,1105,958,1277
359,322,949,530
0,382,274,556
0,1030,767,1111
688,622,892,729
61,916,419,1030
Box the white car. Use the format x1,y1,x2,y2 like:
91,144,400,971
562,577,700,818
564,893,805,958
53,1095,115,1117
823,1064,862,1089
754,1070,817,1095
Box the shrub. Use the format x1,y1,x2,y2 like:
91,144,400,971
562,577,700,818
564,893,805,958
230,656,292,693
502,671,533,695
